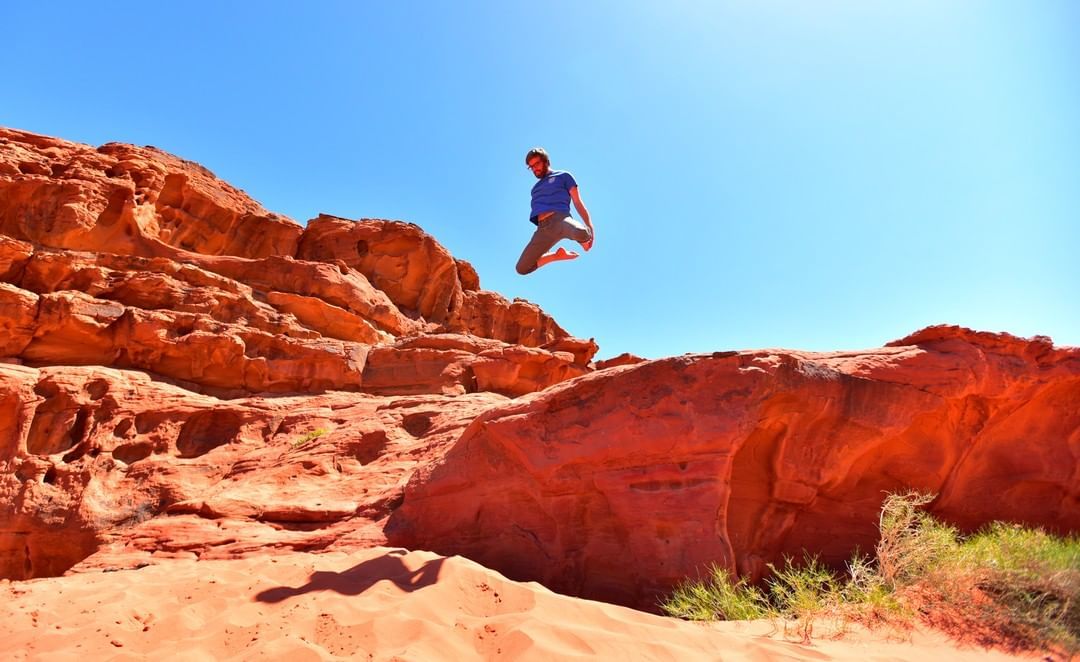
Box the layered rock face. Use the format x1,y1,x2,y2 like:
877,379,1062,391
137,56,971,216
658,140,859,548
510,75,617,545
0,127,591,580
1,127,1077,623
0,130,299,258
0,361,505,580
0,127,594,398
387,327,1080,609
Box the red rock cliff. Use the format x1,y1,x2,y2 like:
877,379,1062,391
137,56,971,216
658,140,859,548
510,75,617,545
0,127,595,398
388,327,1080,609
0,126,593,580
1,127,1076,619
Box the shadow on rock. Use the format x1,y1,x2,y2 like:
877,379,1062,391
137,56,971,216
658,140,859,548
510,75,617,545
254,549,444,603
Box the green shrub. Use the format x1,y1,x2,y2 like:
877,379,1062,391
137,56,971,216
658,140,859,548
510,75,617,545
291,427,328,448
765,555,840,642
876,491,957,588
661,492,1079,656
931,521,1080,655
662,564,772,621
839,551,905,620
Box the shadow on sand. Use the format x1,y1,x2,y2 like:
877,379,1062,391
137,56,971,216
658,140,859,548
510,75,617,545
255,549,444,603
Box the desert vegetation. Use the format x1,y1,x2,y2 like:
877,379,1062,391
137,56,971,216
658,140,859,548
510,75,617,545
662,493,1080,656
290,427,329,449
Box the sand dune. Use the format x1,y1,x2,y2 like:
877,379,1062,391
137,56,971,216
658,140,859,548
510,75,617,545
2,547,1028,661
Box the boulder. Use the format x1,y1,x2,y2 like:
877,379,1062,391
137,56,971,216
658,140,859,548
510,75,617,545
0,362,506,579
387,327,1080,610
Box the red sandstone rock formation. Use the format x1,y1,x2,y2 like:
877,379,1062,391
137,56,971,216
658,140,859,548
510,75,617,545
0,129,300,258
0,126,596,582
387,326,1080,610
1,126,1077,642
0,127,592,397
0,361,507,580
297,214,597,357
595,352,646,369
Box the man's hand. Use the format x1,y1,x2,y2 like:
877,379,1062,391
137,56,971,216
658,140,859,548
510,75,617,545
569,186,594,252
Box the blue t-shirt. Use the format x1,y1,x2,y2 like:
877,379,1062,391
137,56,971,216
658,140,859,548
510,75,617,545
530,170,577,221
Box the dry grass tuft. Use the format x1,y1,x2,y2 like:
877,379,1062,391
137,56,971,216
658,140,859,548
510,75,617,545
661,493,1080,657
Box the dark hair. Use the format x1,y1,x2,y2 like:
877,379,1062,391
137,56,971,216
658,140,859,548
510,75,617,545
525,147,549,165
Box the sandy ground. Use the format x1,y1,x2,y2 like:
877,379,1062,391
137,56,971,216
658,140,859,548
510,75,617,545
1,547,1034,661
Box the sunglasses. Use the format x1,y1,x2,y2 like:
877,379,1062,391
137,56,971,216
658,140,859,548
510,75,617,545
526,160,545,170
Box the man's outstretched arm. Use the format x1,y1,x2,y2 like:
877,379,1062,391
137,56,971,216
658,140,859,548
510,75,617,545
569,186,594,251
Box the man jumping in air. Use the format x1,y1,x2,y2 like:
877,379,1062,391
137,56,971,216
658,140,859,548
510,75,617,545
516,147,595,274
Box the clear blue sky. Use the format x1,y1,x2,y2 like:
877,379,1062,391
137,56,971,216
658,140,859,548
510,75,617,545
5,2,1078,359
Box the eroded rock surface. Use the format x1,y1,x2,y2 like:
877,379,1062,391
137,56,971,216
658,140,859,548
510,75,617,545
0,127,593,397
297,214,595,357
0,362,506,579
0,126,594,581
1,126,1077,639
0,129,300,258
388,326,1080,610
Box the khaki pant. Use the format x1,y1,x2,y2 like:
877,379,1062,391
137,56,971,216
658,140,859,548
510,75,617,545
515,212,592,274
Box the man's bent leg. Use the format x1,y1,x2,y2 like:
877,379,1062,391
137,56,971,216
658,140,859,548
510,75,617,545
553,213,593,251
516,223,561,274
